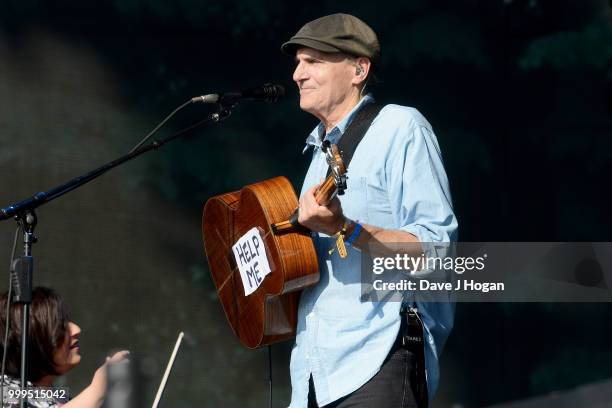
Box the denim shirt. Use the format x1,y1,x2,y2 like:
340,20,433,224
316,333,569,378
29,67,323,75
288,95,458,407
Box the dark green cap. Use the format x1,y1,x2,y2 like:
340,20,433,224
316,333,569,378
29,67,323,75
281,13,380,64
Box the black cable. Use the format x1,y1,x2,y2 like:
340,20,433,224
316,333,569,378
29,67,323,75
1,223,22,405
268,345,273,408
128,99,194,154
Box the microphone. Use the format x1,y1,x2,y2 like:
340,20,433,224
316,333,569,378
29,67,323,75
191,83,285,105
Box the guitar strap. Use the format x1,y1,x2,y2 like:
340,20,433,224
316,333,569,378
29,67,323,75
326,102,383,178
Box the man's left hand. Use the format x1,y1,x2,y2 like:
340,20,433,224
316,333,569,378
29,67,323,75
298,183,344,235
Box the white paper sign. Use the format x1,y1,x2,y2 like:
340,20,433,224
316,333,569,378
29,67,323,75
232,227,272,296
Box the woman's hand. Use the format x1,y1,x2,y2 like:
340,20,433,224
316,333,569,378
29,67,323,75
63,350,130,408
90,350,130,394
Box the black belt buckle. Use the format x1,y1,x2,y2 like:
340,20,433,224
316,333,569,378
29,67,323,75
401,307,424,348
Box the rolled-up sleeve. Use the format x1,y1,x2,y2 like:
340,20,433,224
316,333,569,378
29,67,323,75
385,115,458,246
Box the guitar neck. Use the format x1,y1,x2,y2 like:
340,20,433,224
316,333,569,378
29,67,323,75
271,143,345,235
314,175,337,206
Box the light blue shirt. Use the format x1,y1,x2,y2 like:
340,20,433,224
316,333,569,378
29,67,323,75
289,95,458,407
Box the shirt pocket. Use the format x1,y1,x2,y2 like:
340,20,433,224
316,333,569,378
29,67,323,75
363,177,394,227
339,175,369,224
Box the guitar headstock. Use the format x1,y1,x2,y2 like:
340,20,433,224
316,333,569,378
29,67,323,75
322,141,347,195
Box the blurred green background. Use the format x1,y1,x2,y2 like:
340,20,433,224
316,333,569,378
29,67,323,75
0,0,611,406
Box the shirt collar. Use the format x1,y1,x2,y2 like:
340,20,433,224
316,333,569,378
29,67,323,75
302,94,375,154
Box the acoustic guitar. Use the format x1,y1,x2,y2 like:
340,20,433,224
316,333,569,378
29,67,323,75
202,142,346,348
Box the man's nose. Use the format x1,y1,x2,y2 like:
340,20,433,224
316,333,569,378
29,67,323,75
293,62,307,83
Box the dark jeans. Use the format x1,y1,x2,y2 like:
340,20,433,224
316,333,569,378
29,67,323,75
307,336,428,408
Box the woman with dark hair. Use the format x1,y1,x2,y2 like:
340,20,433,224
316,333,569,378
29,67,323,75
0,287,128,407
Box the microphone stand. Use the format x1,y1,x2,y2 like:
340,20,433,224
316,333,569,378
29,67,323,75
1,105,233,405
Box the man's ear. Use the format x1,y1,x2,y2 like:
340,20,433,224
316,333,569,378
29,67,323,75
352,57,371,85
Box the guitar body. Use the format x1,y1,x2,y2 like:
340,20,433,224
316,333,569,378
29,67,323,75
202,176,320,348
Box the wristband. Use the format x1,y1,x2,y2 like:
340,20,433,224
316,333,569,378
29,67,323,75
345,222,362,246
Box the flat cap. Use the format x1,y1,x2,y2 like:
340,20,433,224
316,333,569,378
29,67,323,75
281,13,380,64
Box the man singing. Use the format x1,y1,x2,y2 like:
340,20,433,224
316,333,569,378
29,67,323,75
281,13,458,408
